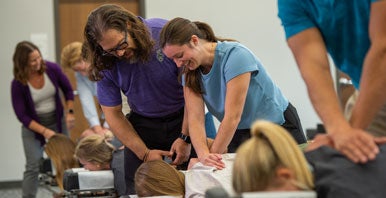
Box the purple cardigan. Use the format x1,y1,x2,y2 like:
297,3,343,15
11,61,74,145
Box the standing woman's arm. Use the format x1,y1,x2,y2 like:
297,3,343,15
210,72,250,154
184,86,224,169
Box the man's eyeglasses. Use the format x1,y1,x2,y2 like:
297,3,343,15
102,31,129,56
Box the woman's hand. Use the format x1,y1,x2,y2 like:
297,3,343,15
66,113,75,130
43,128,56,140
198,153,225,170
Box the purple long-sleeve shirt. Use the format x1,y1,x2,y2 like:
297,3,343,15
11,61,74,145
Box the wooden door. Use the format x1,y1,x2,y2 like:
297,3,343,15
55,0,141,141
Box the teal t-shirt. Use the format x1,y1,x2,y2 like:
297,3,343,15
278,0,378,89
201,41,288,129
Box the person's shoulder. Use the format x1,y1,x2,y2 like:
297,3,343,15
11,78,19,84
218,41,238,51
278,0,303,7
45,60,61,70
45,61,66,78
45,60,59,66
141,17,168,28
305,145,350,167
219,41,253,57
11,78,23,87
220,41,247,49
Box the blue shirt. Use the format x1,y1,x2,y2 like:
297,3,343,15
75,72,100,127
278,0,379,89
97,17,184,117
202,41,288,129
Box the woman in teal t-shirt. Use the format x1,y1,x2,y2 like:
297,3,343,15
160,17,306,169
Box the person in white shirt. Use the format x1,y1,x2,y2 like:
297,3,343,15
61,42,130,136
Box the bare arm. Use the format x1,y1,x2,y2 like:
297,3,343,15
28,120,56,139
210,72,250,153
288,28,348,137
170,104,192,165
184,86,224,168
350,0,386,129
184,86,209,156
287,28,378,163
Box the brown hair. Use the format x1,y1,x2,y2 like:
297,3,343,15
81,41,92,63
84,4,154,81
44,134,79,190
12,41,46,85
160,17,235,94
232,120,314,193
61,41,82,70
135,160,185,197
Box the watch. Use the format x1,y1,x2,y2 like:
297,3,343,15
178,133,191,144
68,109,74,114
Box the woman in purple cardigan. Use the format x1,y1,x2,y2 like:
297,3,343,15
11,41,74,198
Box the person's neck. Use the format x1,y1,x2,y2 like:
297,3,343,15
29,70,40,76
200,42,217,73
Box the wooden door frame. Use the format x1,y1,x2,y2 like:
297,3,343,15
52,0,144,140
53,0,145,61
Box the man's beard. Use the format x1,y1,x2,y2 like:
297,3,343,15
121,49,138,64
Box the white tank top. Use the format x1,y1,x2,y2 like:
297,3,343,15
29,73,56,114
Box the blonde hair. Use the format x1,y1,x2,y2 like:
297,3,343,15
44,134,79,190
74,134,115,167
135,160,185,197
232,120,314,193
61,41,82,70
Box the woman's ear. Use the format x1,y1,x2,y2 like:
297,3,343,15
276,167,295,180
270,167,301,191
190,35,199,46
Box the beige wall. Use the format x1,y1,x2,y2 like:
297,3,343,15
144,0,321,131
0,0,56,181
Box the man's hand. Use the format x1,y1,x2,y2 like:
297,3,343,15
330,127,379,163
170,138,191,165
305,134,334,152
146,149,171,162
374,136,386,145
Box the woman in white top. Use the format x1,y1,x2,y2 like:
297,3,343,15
134,154,235,198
